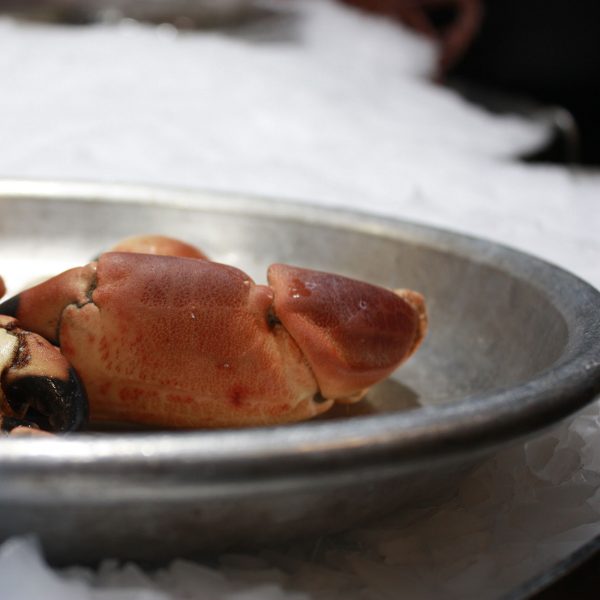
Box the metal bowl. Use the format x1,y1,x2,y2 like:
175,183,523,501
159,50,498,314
0,0,260,27
0,180,599,564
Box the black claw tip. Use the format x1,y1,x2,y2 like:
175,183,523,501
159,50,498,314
0,294,20,318
3,368,88,432
313,392,329,404
266,308,281,329
0,416,36,432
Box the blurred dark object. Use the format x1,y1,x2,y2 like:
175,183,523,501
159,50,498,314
449,0,600,165
341,0,482,73
451,79,580,165
343,0,600,165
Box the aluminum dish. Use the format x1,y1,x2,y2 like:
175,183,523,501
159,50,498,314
0,0,259,27
0,180,599,564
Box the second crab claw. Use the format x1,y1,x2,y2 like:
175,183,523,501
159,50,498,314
108,234,209,260
0,315,88,432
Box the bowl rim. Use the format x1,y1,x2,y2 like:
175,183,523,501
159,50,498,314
0,178,599,485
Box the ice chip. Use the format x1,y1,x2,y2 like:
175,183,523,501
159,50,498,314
525,436,559,474
538,447,581,485
0,536,93,600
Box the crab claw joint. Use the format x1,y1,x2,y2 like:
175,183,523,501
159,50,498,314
0,316,88,432
268,264,427,402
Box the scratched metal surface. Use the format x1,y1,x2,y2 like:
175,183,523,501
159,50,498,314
0,179,599,564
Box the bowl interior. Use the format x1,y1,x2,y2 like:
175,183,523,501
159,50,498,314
0,192,569,420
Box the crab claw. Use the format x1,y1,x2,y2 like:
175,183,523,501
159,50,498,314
0,315,88,432
109,235,208,260
0,263,96,345
268,264,427,402
0,253,426,429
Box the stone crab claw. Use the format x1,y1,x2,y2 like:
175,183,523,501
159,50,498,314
0,315,88,433
0,249,426,430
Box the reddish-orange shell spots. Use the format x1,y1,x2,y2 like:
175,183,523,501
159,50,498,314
58,253,320,427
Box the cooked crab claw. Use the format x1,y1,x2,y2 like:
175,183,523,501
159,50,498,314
0,316,88,432
0,252,426,429
268,264,427,401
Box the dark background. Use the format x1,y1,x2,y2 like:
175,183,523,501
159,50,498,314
451,0,600,165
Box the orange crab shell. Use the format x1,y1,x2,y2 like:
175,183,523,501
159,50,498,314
55,254,325,427
4,253,426,429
